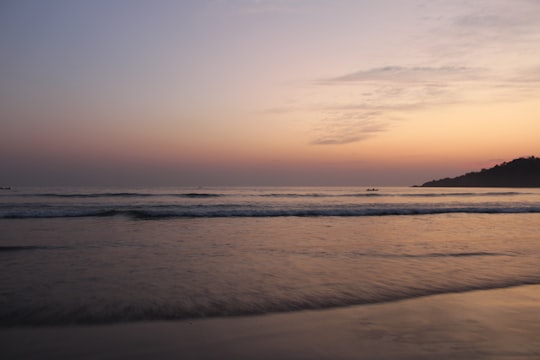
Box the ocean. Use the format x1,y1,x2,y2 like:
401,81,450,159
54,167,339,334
1,186,539,326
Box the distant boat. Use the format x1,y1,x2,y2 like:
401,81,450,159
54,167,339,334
0,186,11,190
366,188,379,192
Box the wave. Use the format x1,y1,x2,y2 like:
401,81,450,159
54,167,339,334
349,251,514,259
18,192,223,198
2,206,540,219
2,280,538,327
178,193,223,198
397,192,522,197
410,251,511,258
259,191,524,198
0,245,65,252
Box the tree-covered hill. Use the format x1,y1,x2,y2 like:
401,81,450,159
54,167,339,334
421,156,540,187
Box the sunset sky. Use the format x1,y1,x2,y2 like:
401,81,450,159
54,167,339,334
2,0,540,186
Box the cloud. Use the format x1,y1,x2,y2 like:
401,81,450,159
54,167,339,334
321,78,463,112
324,66,484,83
456,14,516,29
306,1,540,146
310,111,390,146
454,4,540,32
308,64,484,146
512,65,540,83
308,61,540,146
311,135,368,145
422,0,540,60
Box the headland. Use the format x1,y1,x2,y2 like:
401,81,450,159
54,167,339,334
420,156,540,187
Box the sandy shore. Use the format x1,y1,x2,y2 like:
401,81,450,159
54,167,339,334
2,285,540,359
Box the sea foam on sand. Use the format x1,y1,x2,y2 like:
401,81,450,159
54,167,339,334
2,285,540,360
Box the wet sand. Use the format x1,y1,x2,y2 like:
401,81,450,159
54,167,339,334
2,285,540,359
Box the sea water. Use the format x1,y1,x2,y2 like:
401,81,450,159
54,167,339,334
1,186,539,326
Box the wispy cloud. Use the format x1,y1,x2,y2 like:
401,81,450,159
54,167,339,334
454,3,540,33
324,66,484,83
512,65,540,83
259,1,540,147
311,135,368,145
421,0,540,60
309,66,470,145
309,55,540,146
310,111,389,145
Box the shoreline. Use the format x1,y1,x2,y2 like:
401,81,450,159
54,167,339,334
2,285,540,359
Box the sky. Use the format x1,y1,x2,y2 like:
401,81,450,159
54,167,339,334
1,0,540,186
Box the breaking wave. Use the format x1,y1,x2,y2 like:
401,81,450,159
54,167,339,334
2,206,540,219
0,245,66,252
17,192,223,198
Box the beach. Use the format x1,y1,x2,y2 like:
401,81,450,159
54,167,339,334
2,187,540,358
4,0,540,356
2,285,540,359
